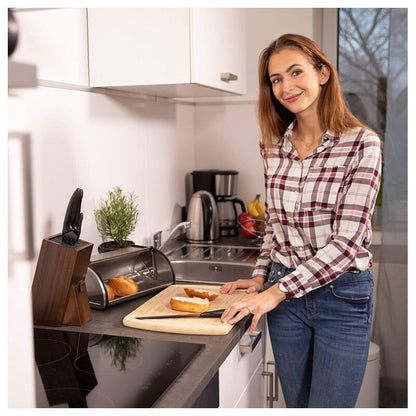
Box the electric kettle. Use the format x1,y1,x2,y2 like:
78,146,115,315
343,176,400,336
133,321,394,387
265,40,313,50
186,191,219,243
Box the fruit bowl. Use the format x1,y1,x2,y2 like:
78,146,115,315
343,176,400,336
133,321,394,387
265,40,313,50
238,217,265,240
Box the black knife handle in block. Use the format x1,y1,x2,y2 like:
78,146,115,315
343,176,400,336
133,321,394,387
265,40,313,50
62,188,84,246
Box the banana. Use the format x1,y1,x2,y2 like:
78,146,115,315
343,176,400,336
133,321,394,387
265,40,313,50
255,195,265,216
247,196,259,218
247,195,266,233
247,194,265,219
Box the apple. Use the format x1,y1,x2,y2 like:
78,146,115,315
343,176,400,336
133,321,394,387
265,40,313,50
241,223,257,238
238,212,253,225
238,212,257,238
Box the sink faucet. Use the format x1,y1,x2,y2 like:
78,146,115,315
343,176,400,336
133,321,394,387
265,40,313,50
153,221,191,251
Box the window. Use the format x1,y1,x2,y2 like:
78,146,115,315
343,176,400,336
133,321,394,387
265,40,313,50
338,8,408,408
338,8,390,136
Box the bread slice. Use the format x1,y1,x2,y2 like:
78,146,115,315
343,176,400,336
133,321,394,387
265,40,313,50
184,287,219,301
170,296,210,313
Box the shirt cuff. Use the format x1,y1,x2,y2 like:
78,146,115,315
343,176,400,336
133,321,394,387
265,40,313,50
251,263,269,279
278,282,288,292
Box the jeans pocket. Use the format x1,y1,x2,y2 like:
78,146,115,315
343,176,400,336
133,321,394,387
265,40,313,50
329,272,373,303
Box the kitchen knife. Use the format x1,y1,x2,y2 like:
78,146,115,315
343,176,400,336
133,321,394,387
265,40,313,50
62,188,84,246
135,309,226,319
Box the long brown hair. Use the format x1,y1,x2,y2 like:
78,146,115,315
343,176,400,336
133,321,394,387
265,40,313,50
257,34,367,149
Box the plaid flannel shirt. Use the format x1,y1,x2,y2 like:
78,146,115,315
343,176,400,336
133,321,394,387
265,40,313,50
253,121,382,298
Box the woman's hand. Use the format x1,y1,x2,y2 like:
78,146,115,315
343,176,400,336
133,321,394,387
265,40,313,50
220,276,264,295
221,283,286,333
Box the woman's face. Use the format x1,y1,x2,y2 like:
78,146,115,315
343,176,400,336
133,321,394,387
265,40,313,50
267,47,329,118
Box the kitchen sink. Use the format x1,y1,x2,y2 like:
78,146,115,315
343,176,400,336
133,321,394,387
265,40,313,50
165,244,259,284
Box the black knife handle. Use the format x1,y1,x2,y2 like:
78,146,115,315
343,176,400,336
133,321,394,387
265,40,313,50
200,309,225,318
62,188,84,246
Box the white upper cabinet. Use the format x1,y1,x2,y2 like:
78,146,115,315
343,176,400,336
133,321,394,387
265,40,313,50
87,8,246,98
12,9,89,86
190,8,246,96
88,9,190,89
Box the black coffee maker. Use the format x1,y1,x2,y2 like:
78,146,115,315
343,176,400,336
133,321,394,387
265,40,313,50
189,170,246,237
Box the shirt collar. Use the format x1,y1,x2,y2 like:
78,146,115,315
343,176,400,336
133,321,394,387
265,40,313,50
322,130,339,144
281,120,296,154
280,121,339,156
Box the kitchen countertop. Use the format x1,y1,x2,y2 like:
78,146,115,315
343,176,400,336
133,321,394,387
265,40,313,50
35,281,253,408
35,234,260,408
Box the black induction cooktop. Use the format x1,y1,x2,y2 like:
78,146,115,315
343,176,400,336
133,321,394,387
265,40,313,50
33,328,203,408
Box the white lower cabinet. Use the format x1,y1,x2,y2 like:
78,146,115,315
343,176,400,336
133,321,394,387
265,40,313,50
234,359,265,408
219,320,266,408
218,319,286,408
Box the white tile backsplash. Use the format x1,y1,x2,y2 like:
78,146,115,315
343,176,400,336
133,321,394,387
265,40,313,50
194,103,265,206
9,86,195,254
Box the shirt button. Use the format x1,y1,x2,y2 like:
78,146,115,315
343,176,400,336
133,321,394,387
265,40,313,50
277,271,281,276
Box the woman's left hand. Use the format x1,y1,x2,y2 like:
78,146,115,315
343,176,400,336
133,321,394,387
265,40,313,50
221,285,286,333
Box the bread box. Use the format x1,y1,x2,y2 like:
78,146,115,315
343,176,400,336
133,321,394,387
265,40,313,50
85,246,174,309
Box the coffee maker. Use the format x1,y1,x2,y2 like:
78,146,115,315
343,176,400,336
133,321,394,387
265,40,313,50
188,170,246,237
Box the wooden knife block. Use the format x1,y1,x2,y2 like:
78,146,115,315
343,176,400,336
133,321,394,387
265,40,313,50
32,234,93,326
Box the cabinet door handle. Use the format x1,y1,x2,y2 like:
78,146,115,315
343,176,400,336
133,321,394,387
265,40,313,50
220,72,238,82
239,330,261,354
262,361,279,407
266,360,279,401
261,369,274,408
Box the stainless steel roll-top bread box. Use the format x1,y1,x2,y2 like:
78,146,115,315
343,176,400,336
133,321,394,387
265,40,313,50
85,246,174,309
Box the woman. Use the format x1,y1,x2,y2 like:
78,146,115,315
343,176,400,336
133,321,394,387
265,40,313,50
220,34,382,408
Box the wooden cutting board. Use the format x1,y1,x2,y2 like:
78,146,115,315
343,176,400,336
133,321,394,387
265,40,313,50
123,284,255,335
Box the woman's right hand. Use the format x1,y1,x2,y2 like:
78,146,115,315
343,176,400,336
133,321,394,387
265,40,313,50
220,276,264,295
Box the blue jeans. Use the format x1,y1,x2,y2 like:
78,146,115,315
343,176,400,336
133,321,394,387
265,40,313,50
265,262,373,408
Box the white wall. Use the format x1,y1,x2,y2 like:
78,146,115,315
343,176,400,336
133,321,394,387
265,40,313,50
194,103,263,205
9,88,196,252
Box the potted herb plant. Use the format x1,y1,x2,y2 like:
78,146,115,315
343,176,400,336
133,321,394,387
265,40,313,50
94,186,139,253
